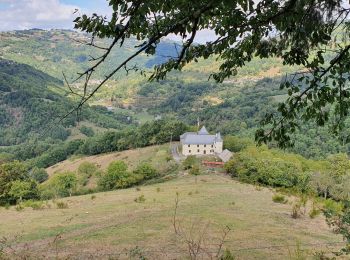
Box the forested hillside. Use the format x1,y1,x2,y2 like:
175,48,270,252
1,29,349,160
0,59,133,154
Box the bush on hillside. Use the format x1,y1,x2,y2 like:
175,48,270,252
223,135,253,152
0,161,33,205
133,163,158,180
41,172,77,198
78,162,98,177
224,146,311,189
29,167,49,183
189,165,201,176
8,180,40,203
98,161,129,190
79,125,95,137
183,155,198,170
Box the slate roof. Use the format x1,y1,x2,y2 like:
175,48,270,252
181,126,223,145
218,149,233,162
182,134,217,145
198,126,209,135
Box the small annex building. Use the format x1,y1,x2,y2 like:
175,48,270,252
180,126,223,156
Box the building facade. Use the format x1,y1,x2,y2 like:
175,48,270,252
180,126,223,156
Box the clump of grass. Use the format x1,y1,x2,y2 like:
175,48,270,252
188,191,193,196
4,204,10,210
195,190,199,194
134,195,146,203
156,187,161,192
220,249,235,260
255,185,263,191
136,187,141,191
272,194,288,204
291,203,302,219
309,207,321,219
15,204,24,211
21,200,45,210
230,201,235,206
309,201,321,219
45,201,52,209
91,195,96,200
56,201,68,209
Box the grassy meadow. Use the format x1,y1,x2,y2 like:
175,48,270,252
0,174,344,259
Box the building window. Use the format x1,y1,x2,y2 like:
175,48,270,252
211,145,213,148
197,149,200,153
204,144,206,147
188,145,190,147
197,144,199,147
189,150,191,153
204,150,206,154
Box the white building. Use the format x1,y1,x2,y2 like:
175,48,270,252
180,126,223,156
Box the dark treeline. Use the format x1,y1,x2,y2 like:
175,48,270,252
0,119,188,169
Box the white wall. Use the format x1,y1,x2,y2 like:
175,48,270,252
182,144,216,156
214,141,223,154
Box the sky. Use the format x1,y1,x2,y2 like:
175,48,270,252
0,0,216,43
0,0,111,31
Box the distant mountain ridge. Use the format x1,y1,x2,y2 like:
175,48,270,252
0,29,179,80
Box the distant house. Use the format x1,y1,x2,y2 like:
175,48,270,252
180,126,223,156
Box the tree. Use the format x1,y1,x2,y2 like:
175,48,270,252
0,161,28,205
71,1,350,147
30,167,49,183
310,171,335,199
223,135,253,153
8,180,39,203
50,172,78,197
98,161,129,190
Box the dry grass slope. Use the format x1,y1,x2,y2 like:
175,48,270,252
46,144,171,177
0,174,344,259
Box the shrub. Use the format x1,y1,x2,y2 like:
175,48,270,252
224,146,310,189
272,194,288,204
30,167,49,183
133,163,158,180
291,202,302,219
220,249,236,260
15,204,24,211
134,195,146,203
79,125,95,137
56,201,68,209
98,161,138,190
223,135,253,152
8,180,40,203
78,162,98,177
183,155,198,170
189,165,200,176
41,172,78,198
309,207,321,219
91,195,96,200
21,200,44,210
323,199,344,215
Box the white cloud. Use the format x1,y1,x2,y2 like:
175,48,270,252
0,0,80,31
